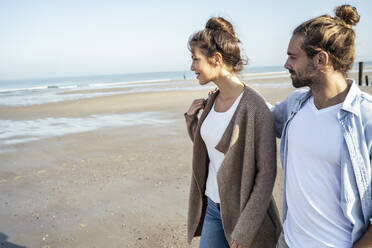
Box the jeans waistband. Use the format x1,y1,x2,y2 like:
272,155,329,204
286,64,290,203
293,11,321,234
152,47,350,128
206,196,220,210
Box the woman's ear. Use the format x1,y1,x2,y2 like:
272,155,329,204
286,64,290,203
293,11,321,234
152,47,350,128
213,52,223,66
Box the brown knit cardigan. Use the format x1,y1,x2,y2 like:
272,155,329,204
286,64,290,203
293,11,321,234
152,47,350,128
185,86,282,247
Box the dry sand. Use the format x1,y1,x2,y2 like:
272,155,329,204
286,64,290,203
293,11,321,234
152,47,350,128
1,72,371,248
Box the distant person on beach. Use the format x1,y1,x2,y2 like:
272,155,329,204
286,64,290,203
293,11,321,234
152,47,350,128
271,5,372,248
184,17,281,248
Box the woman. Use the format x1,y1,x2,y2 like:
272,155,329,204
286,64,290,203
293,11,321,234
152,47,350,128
184,17,282,248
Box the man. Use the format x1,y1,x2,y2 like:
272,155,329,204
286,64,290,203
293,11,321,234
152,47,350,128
273,5,372,248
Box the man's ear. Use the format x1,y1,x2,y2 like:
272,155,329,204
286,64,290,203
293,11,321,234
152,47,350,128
314,51,329,70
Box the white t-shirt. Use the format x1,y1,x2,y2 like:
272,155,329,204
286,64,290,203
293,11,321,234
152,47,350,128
284,97,353,248
200,92,243,203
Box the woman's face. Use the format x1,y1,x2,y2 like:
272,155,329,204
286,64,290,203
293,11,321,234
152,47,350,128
190,47,217,85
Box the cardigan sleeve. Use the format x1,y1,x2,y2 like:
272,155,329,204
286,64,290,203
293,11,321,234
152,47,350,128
184,113,199,142
231,106,277,246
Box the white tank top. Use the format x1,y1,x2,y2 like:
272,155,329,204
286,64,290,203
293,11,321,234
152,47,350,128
200,92,243,203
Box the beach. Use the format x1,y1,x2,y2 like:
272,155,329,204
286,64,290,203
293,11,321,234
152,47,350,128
1,70,372,248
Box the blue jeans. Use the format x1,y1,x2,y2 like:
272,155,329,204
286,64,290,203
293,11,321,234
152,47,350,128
199,196,230,248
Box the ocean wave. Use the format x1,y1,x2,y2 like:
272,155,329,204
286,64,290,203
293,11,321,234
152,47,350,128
89,78,173,88
0,85,50,93
59,85,79,89
0,85,79,94
0,78,176,94
0,112,175,150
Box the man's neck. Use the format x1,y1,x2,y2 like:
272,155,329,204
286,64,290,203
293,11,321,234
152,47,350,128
310,72,350,109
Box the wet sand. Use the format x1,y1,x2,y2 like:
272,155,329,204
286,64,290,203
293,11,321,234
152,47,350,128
1,71,372,247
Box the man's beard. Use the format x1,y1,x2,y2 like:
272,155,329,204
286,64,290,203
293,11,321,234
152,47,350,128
291,72,313,88
289,63,317,88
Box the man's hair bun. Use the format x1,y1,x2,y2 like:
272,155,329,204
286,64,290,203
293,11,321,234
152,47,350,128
335,4,360,27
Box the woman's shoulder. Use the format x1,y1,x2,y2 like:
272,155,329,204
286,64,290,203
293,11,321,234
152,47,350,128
241,85,269,111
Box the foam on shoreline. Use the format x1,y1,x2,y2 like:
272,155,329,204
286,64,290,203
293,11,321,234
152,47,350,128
0,111,175,150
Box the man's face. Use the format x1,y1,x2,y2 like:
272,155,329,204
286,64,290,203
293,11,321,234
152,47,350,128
284,35,317,88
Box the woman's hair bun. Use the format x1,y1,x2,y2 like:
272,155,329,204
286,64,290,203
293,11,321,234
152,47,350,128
205,17,237,39
335,4,360,26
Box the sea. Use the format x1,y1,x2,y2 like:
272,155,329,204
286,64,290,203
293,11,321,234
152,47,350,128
0,65,291,107
0,63,371,152
1,62,371,107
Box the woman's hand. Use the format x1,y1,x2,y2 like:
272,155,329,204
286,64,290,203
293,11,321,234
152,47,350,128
186,98,206,116
231,240,248,248
208,87,218,97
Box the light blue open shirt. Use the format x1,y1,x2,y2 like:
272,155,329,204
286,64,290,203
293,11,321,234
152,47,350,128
271,80,372,242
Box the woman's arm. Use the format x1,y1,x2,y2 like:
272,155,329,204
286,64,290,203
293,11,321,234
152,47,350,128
184,113,198,142
184,98,205,141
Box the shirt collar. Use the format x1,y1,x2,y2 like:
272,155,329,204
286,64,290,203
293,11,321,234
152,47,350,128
295,79,361,117
341,79,361,117
296,88,312,111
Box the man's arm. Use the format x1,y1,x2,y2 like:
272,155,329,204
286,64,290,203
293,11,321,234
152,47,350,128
354,113,372,248
269,100,288,139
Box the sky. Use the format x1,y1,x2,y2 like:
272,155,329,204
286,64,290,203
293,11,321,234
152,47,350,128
0,0,371,80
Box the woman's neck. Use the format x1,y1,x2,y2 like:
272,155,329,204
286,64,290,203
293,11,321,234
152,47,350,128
214,73,245,100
